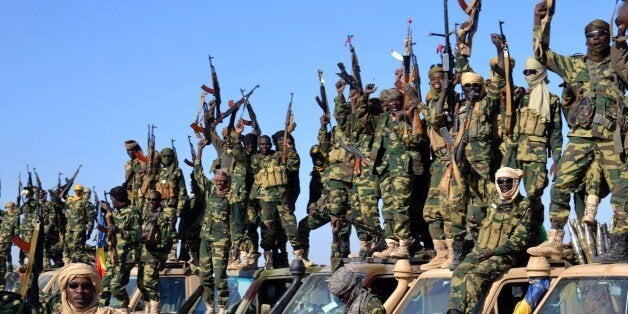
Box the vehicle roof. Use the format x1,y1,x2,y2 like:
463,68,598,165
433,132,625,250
554,263,628,277
250,265,325,280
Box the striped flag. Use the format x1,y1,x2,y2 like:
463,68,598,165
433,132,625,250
95,209,107,278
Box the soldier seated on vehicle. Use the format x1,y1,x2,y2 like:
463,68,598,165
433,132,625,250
329,266,385,314
58,263,126,314
447,167,532,314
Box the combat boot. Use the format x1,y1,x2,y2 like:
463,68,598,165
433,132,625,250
167,242,178,261
217,305,227,314
263,251,273,270
149,300,160,314
390,238,412,259
582,195,599,226
372,239,398,259
420,240,448,271
526,228,564,259
293,249,314,267
226,248,240,270
204,301,214,314
593,233,628,264
440,238,455,269
449,240,473,271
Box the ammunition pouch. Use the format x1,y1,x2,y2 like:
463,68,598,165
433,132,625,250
567,96,595,129
592,113,615,131
155,180,174,199
254,164,287,188
518,107,547,137
328,145,349,163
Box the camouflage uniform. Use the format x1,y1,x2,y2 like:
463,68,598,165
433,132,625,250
41,199,64,266
64,195,94,262
329,266,385,314
102,203,142,307
533,25,626,236
194,161,230,309
0,203,20,290
296,146,328,256
18,197,37,264
370,95,425,255
124,158,146,207
138,203,175,307
514,91,563,247
448,192,531,313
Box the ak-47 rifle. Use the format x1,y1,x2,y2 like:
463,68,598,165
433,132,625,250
201,55,222,119
281,93,295,164
141,124,157,196
315,69,330,128
336,62,361,93
337,138,370,164
498,21,514,138
454,92,479,164
102,191,118,266
320,207,385,249
17,172,23,207
211,85,260,129
57,165,82,200
184,135,196,167
20,168,44,311
171,138,179,167
240,87,262,136
347,35,363,93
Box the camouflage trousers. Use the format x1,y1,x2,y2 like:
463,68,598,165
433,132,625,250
199,238,229,307
424,158,451,240
0,256,6,290
64,229,87,262
103,250,136,307
230,202,253,252
448,250,517,313
245,199,260,253
325,180,352,259
351,171,381,243
460,156,491,239
550,137,624,233
519,160,548,247
380,174,411,241
448,162,470,240
297,196,330,251
138,260,161,302
611,163,628,235
259,199,301,252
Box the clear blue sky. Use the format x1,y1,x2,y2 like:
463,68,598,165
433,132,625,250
0,1,618,264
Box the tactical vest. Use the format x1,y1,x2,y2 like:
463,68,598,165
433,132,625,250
155,171,176,200
254,156,288,188
477,201,524,250
467,98,498,141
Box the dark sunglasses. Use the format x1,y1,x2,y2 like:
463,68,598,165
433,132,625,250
496,178,514,184
463,83,481,88
68,282,94,290
585,30,609,39
523,69,538,76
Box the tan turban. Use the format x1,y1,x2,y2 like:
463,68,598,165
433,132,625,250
428,65,445,77
525,56,551,120
124,140,139,150
213,169,231,196
495,167,524,201
4,202,15,209
460,72,484,85
58,263,102,313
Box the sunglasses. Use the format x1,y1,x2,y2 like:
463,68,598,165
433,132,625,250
463,83,481,88
68,282,94,290
523,69,538,76
585,30,609,39
496,178,514,184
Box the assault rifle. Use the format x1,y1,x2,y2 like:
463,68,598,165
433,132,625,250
17,172,22,207
184,135,196,167
315,69,330,128
347,35,363,93
336,138,370,164
240,87,262,136
454,92,479,164
171,138,179,167
336,62,362,94
319,207,385,250
200,55,221,119
211,85,260,129
102,191,118,266
281,93,295,164
55,165,82,200
497,21,514,138
20,168,44,312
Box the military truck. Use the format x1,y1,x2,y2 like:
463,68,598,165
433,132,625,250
392,259,567,314
533,263,628,314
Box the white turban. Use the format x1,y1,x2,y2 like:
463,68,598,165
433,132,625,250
525,57,551,121
495,167,524,201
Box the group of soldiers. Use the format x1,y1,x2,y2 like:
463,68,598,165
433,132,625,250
1,0,628,313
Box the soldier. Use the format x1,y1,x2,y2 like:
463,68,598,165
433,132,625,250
447,167,531,314
238,132,262,269
0,202,19,290
123,140,146,207
138,190,175,313
39,190,63,267
328,266,385,314
234,125,308,269
64,184,94,264
153,147,187,261
194,139,231,314
100,186,141,309
370,87,425,259
513,57,563,248
527,3,627,259
417,65,458,270
18,187,37,267
178,172,204,267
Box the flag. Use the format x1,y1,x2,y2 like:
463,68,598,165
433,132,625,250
95,210,107,278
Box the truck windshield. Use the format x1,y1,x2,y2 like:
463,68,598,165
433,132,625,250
398,277,451,314
537,277,628,314
283,273,345,314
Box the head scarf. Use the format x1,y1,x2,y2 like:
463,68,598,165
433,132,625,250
58,263,102,314
585,19,610,33
460,72,484,85
213,169,231,196
124,140,140,151
525,57,551,120
494,167,524,201
428,65,444,78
